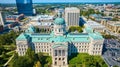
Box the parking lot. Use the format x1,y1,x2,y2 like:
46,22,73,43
104,39,120,48
102,39,120,67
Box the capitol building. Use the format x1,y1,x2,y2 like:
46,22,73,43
16,13,104,67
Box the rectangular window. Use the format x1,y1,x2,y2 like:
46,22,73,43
63,62,65,65
55,61,57,65
62,58,64,60
62,50,65,56
59,50,61,56
55,50,57,56
59,29,60,32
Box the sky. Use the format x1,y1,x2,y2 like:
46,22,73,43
0,0,120,4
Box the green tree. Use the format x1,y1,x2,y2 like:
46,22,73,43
13,57,33,67
68,26,83,33
68,26,76,32
25,48,36,62
36,27,40,33
111,18,119,21
69,53,107,67
76,26,83,33
0,31,20,45
1,51,7,58
113,65,119,67
34,61,42,67
0,45,4,55
11,50,52,67
38,52,43,62
12,51,35,67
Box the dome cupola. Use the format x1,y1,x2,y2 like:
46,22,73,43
54,12,65,25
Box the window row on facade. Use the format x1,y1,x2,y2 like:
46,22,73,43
35,45,49,49
94,44,102,47
72,42,89,45
71,49,89,53
93,47,101,50
92,51,101,55
54,61,66,66
18,47,27,51
34,43,50,46
55,57,65,61
35,49,50,53
54,50,65,56
18,51,25,56
74,45,89,48
37,38,50,40
17,45,27,48
55,28,63,32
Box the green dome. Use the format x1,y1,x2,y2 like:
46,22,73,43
54,18,65,25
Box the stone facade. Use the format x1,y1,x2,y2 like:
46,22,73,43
16,13,104,67
101,20,120,34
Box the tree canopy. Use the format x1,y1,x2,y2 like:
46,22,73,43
80,9,105,17
10,48,52,67
0,31,20,45
111,18,119,21
69,53,107,67
68,26,84,33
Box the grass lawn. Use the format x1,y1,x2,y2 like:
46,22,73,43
69,53,108,67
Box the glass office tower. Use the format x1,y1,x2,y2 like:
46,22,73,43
16,0,33,16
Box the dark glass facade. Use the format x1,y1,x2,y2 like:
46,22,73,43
16,0,33,16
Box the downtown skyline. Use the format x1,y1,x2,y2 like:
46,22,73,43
0,0,120,4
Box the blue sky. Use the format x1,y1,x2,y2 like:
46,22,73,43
0,0,120,3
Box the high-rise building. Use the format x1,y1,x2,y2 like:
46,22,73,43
65,7,80,27
16,0,33,16
0,11,5,26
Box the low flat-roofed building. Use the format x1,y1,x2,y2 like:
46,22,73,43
101,20,120,34
85,20,106,33
90,14,102,19
5,15,19,22
104,6,120,17
31,15,54,22
21,15,54,33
